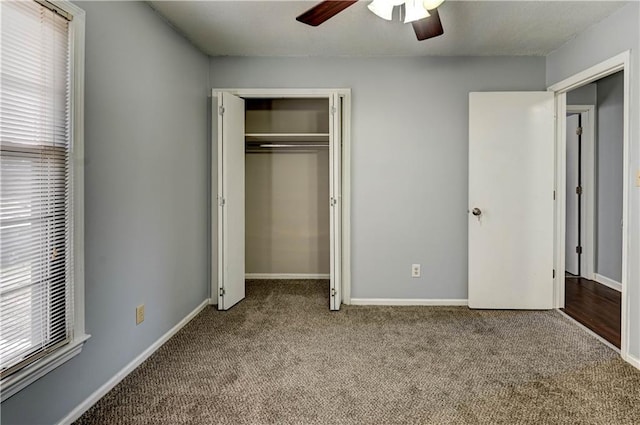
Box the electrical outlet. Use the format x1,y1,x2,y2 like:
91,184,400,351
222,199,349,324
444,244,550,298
411,264,421,278
136,304,145,325
636,170,640,187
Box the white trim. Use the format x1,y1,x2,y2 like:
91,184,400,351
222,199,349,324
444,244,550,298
350,298,468,306
57,299,210,425
548,52,630,93
245,273,330,280
216,93,224,307
68,0,86,341
51,0,87,346
211,95,217,304
556,309,620,353
626,353,640,370
211,88,346,98
1,334,90,402
594,273,622,292
566,105,596,280
340,92,352,305
549,50,631,362
210,88,352,307
553,91,568,308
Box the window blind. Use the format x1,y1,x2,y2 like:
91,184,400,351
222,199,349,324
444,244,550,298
0,0,72,378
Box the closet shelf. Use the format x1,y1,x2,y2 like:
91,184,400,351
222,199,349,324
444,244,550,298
245,133,330,143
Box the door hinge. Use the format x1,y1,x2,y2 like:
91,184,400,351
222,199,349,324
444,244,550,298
576,127,583,136
218,105,225,116
219,287,225,297
576,246,583,254
553,190,556,200
330,106,337,115
576,186,583,195
553,269,556,278
330,197,337,207
219,196,226,207
331,287,336,297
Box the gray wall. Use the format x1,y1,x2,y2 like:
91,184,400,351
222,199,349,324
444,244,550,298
210,56,547,299
567,83,596,105
0,2,210,424
595,72,624,282
546,1,640,358
246,150,330,274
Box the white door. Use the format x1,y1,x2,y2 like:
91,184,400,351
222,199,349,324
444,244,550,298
565,113,580,276
217,92,245,310
468,92,555,309
329,93,342,310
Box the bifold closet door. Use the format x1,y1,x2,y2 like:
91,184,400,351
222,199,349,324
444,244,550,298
329,93,342,311
217,92,246,310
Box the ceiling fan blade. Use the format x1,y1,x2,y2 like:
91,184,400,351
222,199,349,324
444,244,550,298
412,8,444,41
296,0,358,27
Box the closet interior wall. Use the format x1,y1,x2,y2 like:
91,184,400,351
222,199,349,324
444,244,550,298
244,98,330,276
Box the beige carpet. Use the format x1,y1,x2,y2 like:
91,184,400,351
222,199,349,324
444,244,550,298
76,280,640,424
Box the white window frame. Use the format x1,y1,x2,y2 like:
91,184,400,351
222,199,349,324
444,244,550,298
0,0,89,401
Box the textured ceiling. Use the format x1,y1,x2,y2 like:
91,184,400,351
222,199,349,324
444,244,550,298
148,1,629,57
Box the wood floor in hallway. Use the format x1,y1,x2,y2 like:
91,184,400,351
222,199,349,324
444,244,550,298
562,276,621,348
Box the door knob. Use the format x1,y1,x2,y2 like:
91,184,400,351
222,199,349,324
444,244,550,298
472,208,482,216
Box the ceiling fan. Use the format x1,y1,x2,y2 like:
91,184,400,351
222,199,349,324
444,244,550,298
296,0,445,41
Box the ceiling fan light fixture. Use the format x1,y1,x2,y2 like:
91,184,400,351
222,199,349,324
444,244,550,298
367,0,394,21
404,0,430,23
422,0,445,11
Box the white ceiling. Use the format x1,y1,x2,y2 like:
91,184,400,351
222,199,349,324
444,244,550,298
148,1,628,57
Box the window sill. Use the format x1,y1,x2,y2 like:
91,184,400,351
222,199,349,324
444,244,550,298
1,334,91,402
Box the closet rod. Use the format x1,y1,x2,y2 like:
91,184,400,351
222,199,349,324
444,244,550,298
255,144,329,148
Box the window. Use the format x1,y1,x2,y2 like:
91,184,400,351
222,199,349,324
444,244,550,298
0,0,86,400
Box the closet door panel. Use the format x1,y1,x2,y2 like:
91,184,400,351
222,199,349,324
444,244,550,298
329,93,342,310
218,92,246,310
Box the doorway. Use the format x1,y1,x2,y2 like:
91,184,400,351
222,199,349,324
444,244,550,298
561,72,624,349
212,89,351,311
245,98,330,281
549,53,630,358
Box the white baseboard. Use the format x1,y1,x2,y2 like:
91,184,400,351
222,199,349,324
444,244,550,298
245,273,330,280
625,353,640,370
594,273,622,292
350,298,468,306
58,298,210,425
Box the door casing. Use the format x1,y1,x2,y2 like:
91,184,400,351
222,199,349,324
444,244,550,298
210,88,352,307
566,106,596,281
548,51,631,361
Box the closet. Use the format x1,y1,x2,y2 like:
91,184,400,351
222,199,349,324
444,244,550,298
214,90,346,311
245,98,330,279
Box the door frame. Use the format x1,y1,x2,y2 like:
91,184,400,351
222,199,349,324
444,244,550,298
565,105,596,281
209,88,352,305
548,51,630,360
